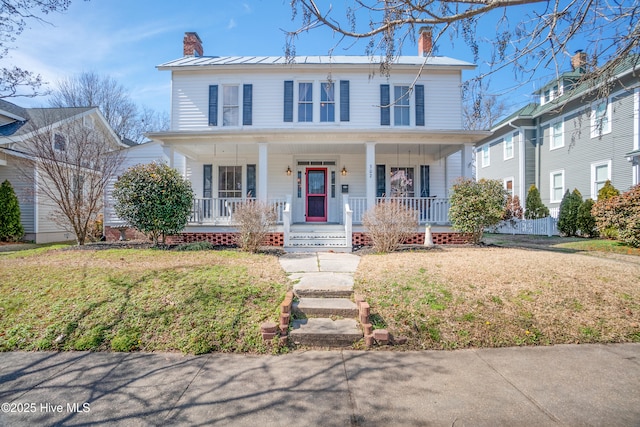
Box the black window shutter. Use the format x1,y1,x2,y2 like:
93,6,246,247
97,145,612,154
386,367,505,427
284,81,293,122
415,84,425,126
340,80,350,122
208,85,218,126
243,84,253,126
380,84,390,126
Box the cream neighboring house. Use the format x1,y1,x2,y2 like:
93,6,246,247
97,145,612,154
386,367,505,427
0,99,126,243
105,30,490,250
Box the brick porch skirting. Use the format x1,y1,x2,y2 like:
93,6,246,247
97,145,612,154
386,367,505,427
105,227,471,247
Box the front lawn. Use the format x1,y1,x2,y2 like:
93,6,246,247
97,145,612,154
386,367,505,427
356,247,640,349
0,247,287,354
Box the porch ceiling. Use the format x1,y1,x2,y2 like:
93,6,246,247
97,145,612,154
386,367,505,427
149,128,489,160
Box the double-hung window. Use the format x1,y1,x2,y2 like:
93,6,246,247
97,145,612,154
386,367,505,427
298,82,313,122
504,133,514,160
320,82,335,122
550,120,564,150
394,86,410,126
591,100,611,137
223,86,239,126
591,161,611,199
550,170,565,203
54,133,66,151
481,145,490,168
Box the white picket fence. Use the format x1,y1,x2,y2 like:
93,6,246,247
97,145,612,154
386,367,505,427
491,216,559,237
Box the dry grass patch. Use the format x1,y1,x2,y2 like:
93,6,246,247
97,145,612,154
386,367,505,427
0,248,288,354
355,247,640,349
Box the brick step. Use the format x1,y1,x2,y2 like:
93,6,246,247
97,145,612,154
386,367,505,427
290,318,363,347
292,272,354,298
293,297,358,318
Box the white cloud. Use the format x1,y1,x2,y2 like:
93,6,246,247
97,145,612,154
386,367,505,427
227,18,237,30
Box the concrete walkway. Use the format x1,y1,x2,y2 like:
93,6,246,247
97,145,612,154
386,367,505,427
0,344,638,426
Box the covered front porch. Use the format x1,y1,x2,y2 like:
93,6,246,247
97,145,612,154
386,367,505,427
146,128,487,249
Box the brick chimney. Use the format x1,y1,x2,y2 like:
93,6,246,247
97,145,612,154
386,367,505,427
418,27,433,57
571,49,587,73
183,32,203,57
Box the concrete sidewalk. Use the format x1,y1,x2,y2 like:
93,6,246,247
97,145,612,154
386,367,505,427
1,344,638,426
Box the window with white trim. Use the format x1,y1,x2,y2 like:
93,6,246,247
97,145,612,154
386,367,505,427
298,82,313,122
591,161,611,199
481,145,490,168
550,170,565,203
591,100,611,137
320,82,335,122
223,85,239,126
53,133,66,151
504,178,514,196
550,120,564,150
394,86,410,126
504,133,514,160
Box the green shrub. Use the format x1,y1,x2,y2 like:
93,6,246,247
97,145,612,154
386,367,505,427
608,185,640,248
593,181,621,239
233,200,278,253
557,188,582,236
597,180,620,200
113,163,193,245
362,200,418,253
577,198,598,237
524,184,549,219
449,178,506,244
0,180,24,242
176,241,215,251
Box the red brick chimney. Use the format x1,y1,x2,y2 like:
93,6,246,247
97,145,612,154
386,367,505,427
571,49,587,73
183,32,203,57
418,27,432,57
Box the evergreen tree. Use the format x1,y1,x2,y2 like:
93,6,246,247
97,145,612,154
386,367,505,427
0,180,24,242
558,188,583,236
524,184,549,219
597,180,619,201
577,198,598,237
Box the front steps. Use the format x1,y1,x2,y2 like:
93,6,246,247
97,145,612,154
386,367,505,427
285,225,351,253
286,254,363,347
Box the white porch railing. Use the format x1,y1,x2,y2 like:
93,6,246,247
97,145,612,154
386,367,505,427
190,197,286,225
349,196,451,225
491,216,559,237
343,195,353,247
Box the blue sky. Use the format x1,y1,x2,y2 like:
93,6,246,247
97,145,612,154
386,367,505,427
5,0,590,117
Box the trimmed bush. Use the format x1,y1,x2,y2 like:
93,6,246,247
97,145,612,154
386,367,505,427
113,163,194,245
557,188,582,237
524,184,549,219
362,200,418,253
233,200,277,253
577,198,598,237
598,180,620,200
593,185,640,247
449,178,506,244
0,180,24,242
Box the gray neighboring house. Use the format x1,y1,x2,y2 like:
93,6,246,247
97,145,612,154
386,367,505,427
476,52,640,212
0,99,125,243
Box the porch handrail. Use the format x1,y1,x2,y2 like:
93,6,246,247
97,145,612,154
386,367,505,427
190,197,286,225
343,195,353,248
348,196,450,225
283,195,292,246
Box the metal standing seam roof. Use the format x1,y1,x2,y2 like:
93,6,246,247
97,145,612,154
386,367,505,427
157,55,475,69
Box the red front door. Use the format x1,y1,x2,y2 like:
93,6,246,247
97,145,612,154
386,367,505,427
306,168,327,222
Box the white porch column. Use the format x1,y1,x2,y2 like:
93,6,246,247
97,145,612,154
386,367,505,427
162,145,174,168
460,143,474,179
258,143,268,201
366,142,376,209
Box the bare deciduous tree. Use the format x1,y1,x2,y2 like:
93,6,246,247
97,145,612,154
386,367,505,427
0,0,75,98
49,71,169,143
288,1,639,95
16,109,124,244
462,80,510,130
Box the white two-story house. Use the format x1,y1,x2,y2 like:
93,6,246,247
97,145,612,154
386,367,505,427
105,30,489,250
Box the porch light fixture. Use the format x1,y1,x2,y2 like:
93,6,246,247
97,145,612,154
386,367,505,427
286,166,292,176
341,166,347,176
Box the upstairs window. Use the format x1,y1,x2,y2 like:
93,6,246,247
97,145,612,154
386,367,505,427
481,145,490,168
591,100,611,138
504,133,514,160
223,86,239,126
320,82,335,122
550,120,564,150
53,133,66,151
394,85,410,126
298,82,313,122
